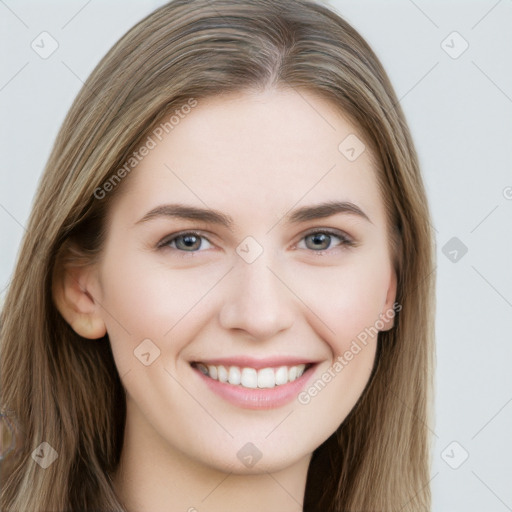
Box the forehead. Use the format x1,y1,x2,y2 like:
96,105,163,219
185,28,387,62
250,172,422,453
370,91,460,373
111,88,385,228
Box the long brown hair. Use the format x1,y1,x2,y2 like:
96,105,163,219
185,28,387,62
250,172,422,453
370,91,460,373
0,1,435,510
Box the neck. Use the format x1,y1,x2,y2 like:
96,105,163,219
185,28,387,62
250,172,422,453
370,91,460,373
111,398,310,512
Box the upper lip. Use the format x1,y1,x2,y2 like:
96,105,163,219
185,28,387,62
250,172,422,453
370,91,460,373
191,356,320,370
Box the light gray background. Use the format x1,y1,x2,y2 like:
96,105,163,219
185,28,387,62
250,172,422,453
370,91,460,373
1,1,511,510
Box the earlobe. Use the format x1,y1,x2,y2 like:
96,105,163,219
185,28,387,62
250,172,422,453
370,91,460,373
52,262,107,340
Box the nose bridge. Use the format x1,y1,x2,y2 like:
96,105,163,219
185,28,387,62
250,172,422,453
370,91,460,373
218,249,294,338
240,256,279,304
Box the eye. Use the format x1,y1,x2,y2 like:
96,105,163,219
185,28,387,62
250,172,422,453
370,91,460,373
158,231,213,252
297,229,354,252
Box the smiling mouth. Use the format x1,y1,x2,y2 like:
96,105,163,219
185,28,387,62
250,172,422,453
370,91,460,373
191,362,313,389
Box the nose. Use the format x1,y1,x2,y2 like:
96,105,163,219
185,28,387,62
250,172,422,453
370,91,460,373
218,253,295,340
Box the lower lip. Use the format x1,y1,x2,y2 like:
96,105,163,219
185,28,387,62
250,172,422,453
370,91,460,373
192,364,317,410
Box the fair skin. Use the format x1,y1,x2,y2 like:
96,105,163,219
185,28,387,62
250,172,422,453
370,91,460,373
54,88,397,512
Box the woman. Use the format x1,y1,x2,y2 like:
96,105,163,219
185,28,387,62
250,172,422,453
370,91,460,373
0,0,435,510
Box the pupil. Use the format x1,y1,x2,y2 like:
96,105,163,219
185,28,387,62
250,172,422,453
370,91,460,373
179,235,200,250
307,233,330,250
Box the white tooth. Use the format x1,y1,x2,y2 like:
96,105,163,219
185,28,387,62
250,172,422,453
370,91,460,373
208,365,218,380
241,368,258,388
288,366,298,382
228,366,241,385
218,365,228,383
275,366,288,386
296,364,306,378
257,368,275,388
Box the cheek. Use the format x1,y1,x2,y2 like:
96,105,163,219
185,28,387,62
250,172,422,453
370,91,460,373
97,252,228,371
294,253,392,356
292,257,388,431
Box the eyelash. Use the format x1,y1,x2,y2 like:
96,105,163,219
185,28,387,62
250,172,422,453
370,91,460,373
157,228,356,256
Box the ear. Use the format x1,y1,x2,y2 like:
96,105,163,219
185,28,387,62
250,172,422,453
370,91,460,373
379,269,398,332
52,260,107,339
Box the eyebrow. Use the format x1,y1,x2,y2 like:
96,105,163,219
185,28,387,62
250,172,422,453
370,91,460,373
135,204,234,229
135,200,371,228
287,200,371,224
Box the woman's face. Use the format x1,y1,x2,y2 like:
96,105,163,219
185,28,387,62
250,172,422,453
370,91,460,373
92,88,397,473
